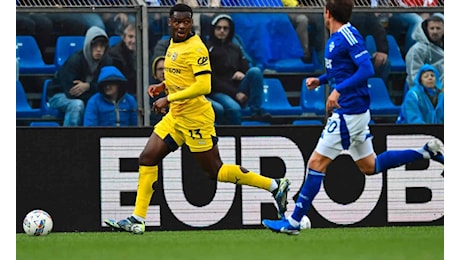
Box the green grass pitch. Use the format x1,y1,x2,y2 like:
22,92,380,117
16,226,443,260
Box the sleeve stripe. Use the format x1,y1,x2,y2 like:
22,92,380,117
339,24,358,46
195,70,212,76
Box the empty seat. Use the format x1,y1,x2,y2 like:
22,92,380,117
261,78,302,116
30,121,60,127
16,79,42,119
386,34,406,72
109,35,122,47
54,35,85,70
16,35,56,75
367,77,401,116
241,121,271,126
292,119,323,125
231,13,321,73
299,79,326,116
266,50,322,73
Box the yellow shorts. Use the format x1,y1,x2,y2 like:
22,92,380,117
153,107,217,152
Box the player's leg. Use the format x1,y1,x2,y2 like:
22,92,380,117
192,142,291,219
105,114,182,233
354,138,444,176
262,150,334,235
262,112,344,234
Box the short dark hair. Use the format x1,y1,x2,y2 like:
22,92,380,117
326,0,354,24
428,14,444,24
170,3,193,18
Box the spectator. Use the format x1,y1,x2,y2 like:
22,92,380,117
108,22,137,95
47,26,112,126
84,65,137,126
396,64,443,124
351,12,391,87
282,0,312,63
102,12,135,37
47,12,105,36
405,13,444,89
152,36,170,61
369,0,424,56
206,14,270,125
149,56,167,126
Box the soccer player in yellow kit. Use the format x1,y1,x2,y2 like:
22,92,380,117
104,3,291,234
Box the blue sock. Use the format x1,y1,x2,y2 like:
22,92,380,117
291,169,325,222
375,150,423,173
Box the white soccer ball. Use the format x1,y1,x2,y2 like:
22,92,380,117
300,215,311,229
23,209,53,236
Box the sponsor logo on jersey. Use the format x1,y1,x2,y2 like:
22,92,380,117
197,56,208,66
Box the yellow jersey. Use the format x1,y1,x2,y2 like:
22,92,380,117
164,34,212,117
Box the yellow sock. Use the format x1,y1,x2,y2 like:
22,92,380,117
217,164,272,191
133,165,158,219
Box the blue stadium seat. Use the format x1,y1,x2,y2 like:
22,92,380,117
266,50,322,73
231,13,321,73
41,79,64,119
365,34,406,73
365,35,377,53
16,79,42,119
30,121,60,127
16,36,56,75
261,78,302,116
367,77,401,116
54,35,85,70
386,34,406,72
292,119,323,125
109,35,122,47
241,121,271,126
299,79,326,116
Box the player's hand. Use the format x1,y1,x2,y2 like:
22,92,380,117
148,82,166,98
306,77,320,90
326,89,341,113
152,96,169,114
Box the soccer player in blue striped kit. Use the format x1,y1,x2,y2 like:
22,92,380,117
262,0,444,235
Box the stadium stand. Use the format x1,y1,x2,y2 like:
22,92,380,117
17,79,42,119
260,78,302,116
16,0,444,126
365,34,406,73
291,119,323,125
367,77,401,121
16,35,56,75
54,35,85,70
299,79,326,117
109,35,122,47
40,79,64,120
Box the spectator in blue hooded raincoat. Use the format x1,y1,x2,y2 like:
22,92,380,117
84,65,138,126
396,64,443,124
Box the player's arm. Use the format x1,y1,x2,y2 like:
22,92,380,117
335,54,374,93
167,72,212,102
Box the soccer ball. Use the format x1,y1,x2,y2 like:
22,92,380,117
23,209,53,236
300,215,311,229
